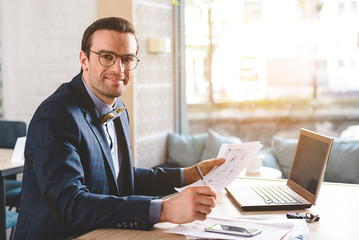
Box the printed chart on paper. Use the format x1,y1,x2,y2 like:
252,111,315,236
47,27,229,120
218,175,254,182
176,142,263,192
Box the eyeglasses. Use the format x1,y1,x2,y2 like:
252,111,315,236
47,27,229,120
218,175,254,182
87,49,140,70
286,212,320,223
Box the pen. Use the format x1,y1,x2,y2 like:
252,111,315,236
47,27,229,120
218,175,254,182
195,166,208,185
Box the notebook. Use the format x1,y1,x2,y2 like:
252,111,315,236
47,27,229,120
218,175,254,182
225,128,333,211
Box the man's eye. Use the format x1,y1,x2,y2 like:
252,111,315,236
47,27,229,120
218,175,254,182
101,54,115,60
123,56,134,62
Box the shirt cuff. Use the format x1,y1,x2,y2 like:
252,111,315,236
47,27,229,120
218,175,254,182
180,168,185,186
149,199,163,226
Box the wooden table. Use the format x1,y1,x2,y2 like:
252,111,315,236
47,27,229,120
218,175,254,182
77,177,359,240
0,148,24,240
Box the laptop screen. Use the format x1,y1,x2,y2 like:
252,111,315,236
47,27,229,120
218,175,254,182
289,132,332,195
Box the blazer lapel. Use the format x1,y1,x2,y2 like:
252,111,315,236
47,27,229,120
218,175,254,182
117,99,132,159
70,73,119,191
116,99,134,195
83,113,118,184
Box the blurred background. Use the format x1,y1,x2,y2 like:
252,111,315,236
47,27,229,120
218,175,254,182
1,0,359,168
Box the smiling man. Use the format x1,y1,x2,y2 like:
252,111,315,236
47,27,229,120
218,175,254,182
81,30,137,105
14,17,224,239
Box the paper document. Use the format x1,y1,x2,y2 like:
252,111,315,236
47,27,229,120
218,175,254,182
234,215,309,240
166,216,307,240
10,136,26,163
176,142,262,192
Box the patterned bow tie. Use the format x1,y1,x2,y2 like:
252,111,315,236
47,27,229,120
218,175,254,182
101,107,126,125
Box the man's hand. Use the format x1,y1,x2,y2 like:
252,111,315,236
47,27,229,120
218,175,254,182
183,158,225,185
160,185,217,224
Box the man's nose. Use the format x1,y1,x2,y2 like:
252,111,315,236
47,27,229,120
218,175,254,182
111,58,124,72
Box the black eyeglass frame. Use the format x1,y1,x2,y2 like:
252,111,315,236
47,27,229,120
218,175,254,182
286,212,320,223
86,49,140,70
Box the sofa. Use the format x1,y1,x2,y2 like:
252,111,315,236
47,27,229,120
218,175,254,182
165,128,359,184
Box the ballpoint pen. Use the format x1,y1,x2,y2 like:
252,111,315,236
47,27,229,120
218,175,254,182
195,166,208,185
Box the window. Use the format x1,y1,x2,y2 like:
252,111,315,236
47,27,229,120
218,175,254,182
184,0,359,105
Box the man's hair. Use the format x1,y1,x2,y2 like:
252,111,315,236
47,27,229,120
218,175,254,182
81,17,139,58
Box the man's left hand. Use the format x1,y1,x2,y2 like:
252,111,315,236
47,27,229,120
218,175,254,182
183,158,225,185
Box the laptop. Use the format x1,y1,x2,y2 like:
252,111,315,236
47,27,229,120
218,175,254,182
225,128,333,211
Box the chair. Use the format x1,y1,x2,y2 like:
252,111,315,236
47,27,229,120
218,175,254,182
0,120,26,211
6,181,22,211
6,210,18,240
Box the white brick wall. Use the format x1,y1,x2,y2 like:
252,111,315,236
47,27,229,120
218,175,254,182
1,0,97,124
1,1,177,168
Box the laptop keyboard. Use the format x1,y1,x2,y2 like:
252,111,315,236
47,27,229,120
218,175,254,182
251,185,303,204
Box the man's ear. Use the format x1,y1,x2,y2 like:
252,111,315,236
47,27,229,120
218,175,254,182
79,51,89,72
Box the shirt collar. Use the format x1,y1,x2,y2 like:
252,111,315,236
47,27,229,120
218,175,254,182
81,76,117,117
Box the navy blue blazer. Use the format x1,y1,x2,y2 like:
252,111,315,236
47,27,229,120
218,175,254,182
14,73,181,239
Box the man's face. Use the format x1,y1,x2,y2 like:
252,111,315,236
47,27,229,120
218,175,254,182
80,30,137,106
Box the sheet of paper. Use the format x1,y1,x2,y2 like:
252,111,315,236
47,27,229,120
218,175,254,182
233,215,309,240
166,216,304,240
10,136,26,163
176,141,263,192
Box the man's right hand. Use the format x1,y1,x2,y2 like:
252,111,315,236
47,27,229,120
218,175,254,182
160,185,217,224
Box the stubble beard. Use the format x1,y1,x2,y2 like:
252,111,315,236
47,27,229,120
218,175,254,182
88,75,126,102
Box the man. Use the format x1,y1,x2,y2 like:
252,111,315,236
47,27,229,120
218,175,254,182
14,17,224,239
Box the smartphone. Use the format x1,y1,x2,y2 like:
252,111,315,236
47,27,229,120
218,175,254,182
205,224,262,237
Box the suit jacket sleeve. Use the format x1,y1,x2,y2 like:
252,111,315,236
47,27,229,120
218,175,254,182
134,167,182,196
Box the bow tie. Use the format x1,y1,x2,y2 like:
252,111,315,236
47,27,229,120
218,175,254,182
101,107,126,125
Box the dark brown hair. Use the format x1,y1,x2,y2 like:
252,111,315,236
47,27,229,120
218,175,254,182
81,17,139,58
